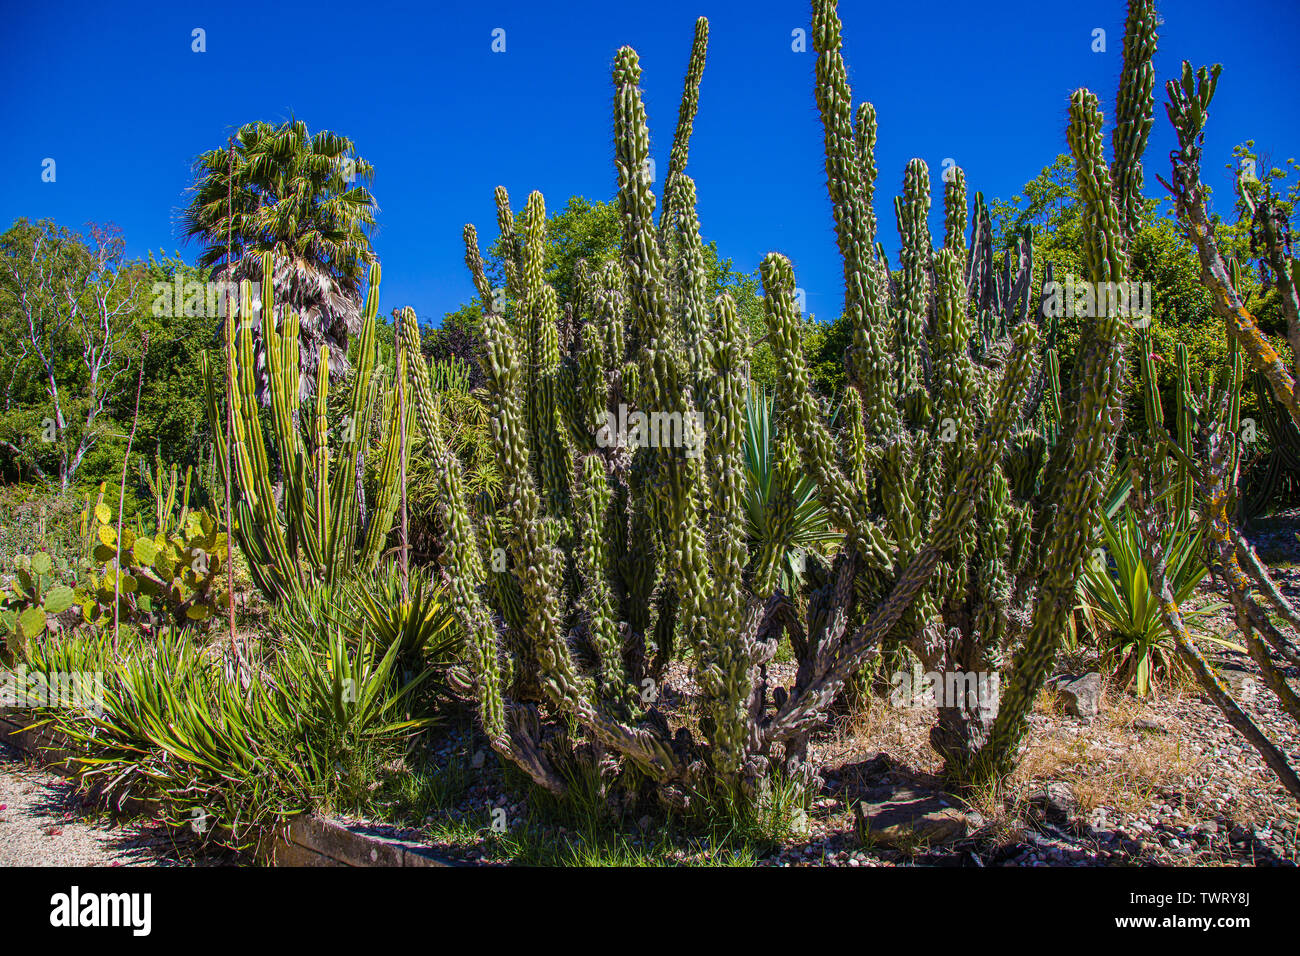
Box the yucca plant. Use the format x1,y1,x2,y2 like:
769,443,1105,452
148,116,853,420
1082,506,1236,696
742,389,842,593
1063,469,1142,653
33,625,432,848
32,629,306,840
270,560,460,703
345,561,460,667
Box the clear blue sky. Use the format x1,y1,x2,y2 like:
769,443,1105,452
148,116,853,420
2,0,1297,326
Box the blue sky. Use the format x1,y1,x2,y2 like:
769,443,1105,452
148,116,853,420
2,0,1297,326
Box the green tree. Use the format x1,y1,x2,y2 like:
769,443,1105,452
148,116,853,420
0,219,146,491
987,156,1287,442
134,252,223,468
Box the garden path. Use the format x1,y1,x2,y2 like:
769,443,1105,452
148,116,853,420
0,739,222,866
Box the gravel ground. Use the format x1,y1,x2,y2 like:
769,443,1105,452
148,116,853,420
0,739,230,867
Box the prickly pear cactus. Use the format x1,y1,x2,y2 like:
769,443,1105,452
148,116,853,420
76,504,225,632
1,552,76,659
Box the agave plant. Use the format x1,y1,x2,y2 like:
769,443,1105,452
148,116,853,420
1063,470,1140,653
1082,506,1237,696
33,623,431,847
270,561,459,688
742,389,842,594
344,561,460,671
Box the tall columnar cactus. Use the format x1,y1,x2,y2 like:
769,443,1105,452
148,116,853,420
960,4,1156,781
199,252,407,602
1133,332,1300,803
1242,367,1300,520
1111,0,1158,240
409,1,1134,807
140,452,193,537
760,0,1149,786
1136,329,1196,524
406,16,850,799
1134,49,1300,804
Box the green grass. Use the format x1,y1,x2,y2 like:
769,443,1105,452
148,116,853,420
355,751,472,826
355,743,781,866
503,824,761,866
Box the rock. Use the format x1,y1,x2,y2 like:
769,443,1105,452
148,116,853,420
1025,782,1079,824
1215,666,1257,700
1049,672,1102,717
855,787,972,848
1132,718,1167,734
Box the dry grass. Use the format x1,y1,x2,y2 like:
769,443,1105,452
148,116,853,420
1013,681,1203,818
815,674,1208,850
821,696,942,776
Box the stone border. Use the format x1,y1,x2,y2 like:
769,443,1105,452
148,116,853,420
0,708,459,867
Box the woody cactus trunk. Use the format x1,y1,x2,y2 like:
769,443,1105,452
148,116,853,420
406,0,1141,805
200,251,407,602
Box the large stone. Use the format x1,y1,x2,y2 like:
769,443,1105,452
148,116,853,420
1025,781,1079,824
1214,664,1257,700
1049,672,1102,717
855,787,972,848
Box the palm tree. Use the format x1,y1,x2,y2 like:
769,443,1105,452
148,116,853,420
181,118,378,401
